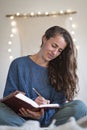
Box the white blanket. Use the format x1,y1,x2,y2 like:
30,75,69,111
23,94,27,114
0,117,87,130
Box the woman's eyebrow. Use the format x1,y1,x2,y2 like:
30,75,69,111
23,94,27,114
54,43,64,51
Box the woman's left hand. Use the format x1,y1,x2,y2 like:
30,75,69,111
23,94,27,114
19,107,44,119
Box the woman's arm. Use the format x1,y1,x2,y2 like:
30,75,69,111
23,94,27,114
3,59,19,97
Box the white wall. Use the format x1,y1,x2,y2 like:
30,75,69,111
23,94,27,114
0,0,87,105
17,16,68,55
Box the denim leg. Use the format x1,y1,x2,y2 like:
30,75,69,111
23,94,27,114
51,100,87,126
0,102,26,126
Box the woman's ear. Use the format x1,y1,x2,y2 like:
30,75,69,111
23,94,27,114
42,35,47,44
41,35,47,47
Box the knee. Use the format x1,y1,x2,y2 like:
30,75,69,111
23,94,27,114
71,100,87,120
72,100,87,108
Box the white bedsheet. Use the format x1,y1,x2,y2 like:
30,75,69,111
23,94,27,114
0,117,87,130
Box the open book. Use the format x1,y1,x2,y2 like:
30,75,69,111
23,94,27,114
0,91,60,113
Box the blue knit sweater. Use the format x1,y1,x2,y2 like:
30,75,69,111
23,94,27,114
3,55,66,126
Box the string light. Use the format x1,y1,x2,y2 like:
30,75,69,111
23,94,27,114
10,16,14,20
8,20,17,61
8,41,12,45
71,31,75,35
11,21,16,26
59,10,64,14
68,14,79,50
69,16,73,21
16,12,20,16
30,12,34,16
9,55,13,61
37,11,41,15
10,34,14,38
6,10,77,18
11,28,17,34
72,23,76,29
8,48,12,53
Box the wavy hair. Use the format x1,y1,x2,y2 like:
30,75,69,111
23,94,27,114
44,26,79,101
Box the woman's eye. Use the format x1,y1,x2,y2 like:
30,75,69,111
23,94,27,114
58,49,62,53
52,44,57,48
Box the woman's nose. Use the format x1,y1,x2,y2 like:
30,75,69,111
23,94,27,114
52,48,58,55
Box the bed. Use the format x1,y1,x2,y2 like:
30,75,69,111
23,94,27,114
0,116,87,130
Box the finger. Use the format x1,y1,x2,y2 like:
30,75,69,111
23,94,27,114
40,108,44,115
19,108,35,118
37,96,45,101
19,108,28,116
26,109,43,119
47,100,50,104
41,99,50,104
35,96,45,105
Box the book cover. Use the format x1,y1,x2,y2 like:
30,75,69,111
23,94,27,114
0,91,60,113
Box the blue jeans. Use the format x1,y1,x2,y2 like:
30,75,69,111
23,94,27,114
51,100,87,126
0,100,87,126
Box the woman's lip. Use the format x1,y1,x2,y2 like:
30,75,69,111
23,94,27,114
48,54,54,59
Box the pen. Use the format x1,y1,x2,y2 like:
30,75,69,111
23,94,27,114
33,88,42,97
33,88,50,104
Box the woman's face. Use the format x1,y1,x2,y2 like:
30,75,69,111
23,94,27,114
41,35,67,62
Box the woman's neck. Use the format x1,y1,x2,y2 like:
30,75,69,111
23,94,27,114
30,52,48,67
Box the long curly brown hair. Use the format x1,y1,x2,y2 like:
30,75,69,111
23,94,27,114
44,26,79,101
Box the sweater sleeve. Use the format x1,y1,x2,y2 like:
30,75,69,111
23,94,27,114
3,59,19,97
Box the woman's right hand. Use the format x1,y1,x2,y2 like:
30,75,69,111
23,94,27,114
35,96,50,105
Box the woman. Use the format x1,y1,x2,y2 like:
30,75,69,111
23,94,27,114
0,26,87,127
